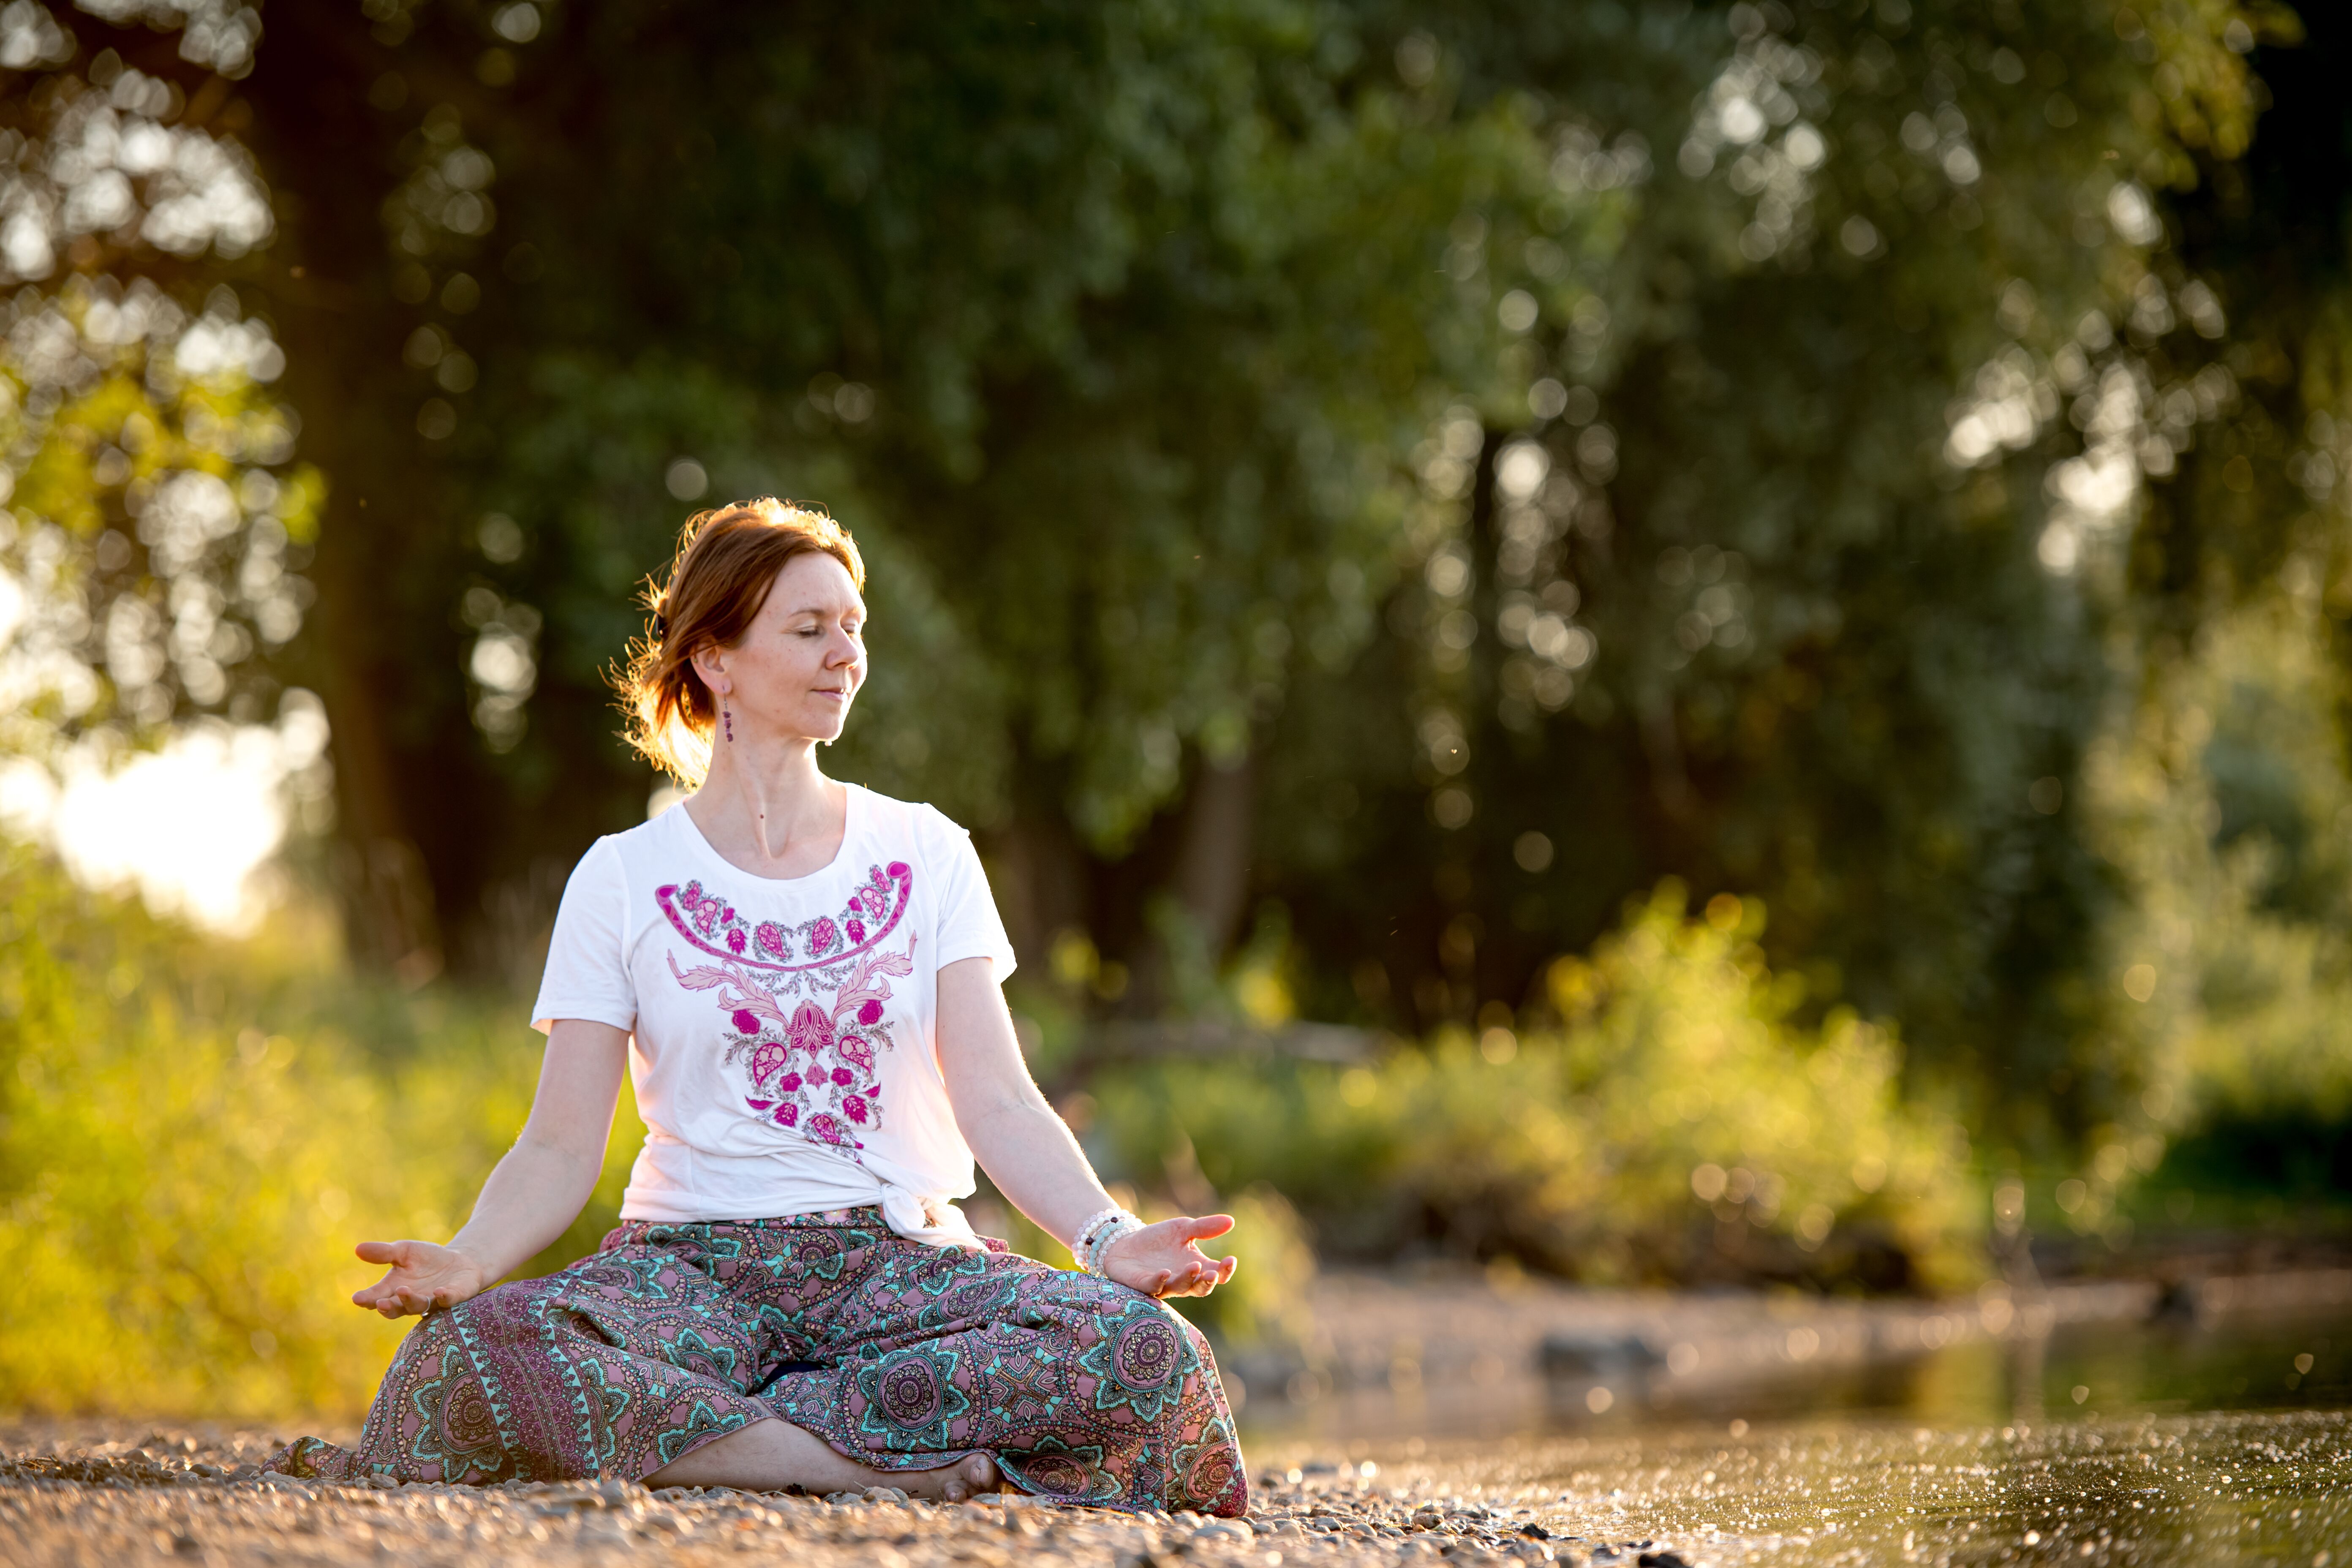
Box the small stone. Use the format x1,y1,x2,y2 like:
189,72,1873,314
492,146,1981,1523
1636,1554,1690,1568
865,1485,911,1504
824,1490,864,1505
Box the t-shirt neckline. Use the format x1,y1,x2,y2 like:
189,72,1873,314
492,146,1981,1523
672,781,864,888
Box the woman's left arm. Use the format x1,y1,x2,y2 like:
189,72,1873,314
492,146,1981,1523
936,956,1237,1298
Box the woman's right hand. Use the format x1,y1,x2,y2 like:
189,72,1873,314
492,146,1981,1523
351,1239,490,1318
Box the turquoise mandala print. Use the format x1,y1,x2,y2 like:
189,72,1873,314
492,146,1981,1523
266,1209,1247,1517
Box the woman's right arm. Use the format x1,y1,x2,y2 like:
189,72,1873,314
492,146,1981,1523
351,1020,629,1318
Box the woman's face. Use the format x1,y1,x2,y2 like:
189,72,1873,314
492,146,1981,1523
694,550,867,745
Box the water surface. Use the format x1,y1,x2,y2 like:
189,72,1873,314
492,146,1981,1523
1254,1299,2351,1564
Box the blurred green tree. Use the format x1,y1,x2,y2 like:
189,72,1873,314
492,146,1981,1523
0,14,315,768
1251,0,2314,1154
237,0,1626,987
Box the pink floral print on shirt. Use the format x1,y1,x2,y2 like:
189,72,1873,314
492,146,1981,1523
669,939,917,1158
660,863,908,972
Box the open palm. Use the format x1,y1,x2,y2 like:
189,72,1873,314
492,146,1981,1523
1100,1214,1239,1299
351,1239,490,1319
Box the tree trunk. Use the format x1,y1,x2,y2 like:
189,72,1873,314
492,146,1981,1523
1170,750,1255,959
242,14,450,976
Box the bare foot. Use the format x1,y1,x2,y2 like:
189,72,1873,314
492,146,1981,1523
900,1452,998,1503
639,1416,1000,1501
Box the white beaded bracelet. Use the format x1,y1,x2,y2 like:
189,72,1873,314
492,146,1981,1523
1082,1212,1144,1276
1070,1205,1128,1265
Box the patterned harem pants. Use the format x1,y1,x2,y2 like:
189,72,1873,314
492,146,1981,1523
267,1209,1247,1516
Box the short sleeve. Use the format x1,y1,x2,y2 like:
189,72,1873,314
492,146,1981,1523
531,836,638,1034
922,806,1017,981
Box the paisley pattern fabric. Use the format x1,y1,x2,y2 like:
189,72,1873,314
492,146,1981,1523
267,1209,1247,1516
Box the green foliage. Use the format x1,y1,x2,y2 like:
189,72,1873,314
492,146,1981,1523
462,0,1623,846
0,275,317,754
1260,0,2305,1146
1094,882,1984,1291
0,844,642,1417
2088,586,2352,1137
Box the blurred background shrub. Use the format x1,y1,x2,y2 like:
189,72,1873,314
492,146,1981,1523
0,847,642,1416
1093,883,1982,1295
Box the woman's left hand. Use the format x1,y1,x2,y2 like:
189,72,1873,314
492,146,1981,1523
1100,1214,1239,1298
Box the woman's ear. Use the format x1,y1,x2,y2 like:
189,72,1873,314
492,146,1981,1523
688,640,727,696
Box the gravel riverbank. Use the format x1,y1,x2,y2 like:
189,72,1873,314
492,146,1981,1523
0,1427,1678,1568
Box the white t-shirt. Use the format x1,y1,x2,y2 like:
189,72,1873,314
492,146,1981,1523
531,784,1016,1245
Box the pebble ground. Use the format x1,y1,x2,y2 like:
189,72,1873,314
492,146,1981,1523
0,1427,1688,1568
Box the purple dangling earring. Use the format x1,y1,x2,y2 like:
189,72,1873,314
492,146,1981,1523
722,699,734,743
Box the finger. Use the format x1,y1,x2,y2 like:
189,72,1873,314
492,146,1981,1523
352,1270,403,1307
1219,1255,1239,1283
354,1240,402,1265
1183,1214,1236,1242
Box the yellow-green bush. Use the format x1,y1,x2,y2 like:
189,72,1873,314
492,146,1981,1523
1094,882,1985,1291
0,846,642,1418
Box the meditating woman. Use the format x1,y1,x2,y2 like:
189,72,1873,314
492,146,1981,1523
270,499,1247,1514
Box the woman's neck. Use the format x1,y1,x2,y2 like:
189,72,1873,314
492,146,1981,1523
685,732,848,880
